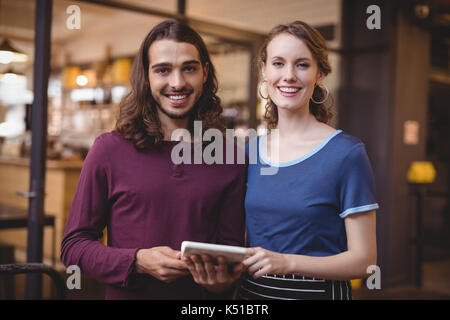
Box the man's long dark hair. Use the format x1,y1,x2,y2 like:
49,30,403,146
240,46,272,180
116,20,224,150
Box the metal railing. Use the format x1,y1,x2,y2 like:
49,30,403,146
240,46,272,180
0,263,66,300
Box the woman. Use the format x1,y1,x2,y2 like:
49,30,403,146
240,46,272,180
239,21,379,300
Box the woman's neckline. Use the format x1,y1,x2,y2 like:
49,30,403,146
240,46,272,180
259,129,343,167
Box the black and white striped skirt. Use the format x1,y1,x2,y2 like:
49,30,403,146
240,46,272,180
237,273,352,300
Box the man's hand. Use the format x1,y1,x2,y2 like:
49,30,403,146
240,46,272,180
135,246,189,283
183,254,244,293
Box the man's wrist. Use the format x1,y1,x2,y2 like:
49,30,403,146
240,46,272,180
135,249,145,274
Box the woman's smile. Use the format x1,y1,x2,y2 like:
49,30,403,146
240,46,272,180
277,86,302,97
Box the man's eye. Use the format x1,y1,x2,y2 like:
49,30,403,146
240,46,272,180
156,68,168,74
184,66,196,72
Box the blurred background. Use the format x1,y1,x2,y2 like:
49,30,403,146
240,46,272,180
0,0,449,299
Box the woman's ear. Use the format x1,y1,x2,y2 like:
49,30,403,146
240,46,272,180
260,62,267,81
316,71,326,86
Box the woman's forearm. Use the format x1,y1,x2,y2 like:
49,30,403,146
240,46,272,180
284,250,376,281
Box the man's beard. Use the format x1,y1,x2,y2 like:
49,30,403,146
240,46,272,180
155,90,201,119
156,102,193,119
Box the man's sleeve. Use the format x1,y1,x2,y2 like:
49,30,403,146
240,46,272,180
60,135,140,288
215,161,247,248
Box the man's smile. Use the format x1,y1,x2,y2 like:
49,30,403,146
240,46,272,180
164,91,193,105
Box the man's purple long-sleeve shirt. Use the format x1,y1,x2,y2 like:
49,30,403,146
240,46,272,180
61,131,246,299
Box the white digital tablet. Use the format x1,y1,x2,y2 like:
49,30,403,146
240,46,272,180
181,241,248,264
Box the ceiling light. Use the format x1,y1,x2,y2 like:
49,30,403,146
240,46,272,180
76,75,88,86
0,68,26,82
0,39,28,64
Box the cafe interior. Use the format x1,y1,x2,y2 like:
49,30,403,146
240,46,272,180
0,0,449,299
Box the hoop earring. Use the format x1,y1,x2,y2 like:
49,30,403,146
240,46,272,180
311,84,329,104
258,80,268,100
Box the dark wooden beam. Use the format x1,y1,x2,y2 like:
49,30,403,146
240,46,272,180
77,0,265,45
25,0,52,300
177,0,186,15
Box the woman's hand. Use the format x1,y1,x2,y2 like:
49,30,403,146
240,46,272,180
242,247,290,278
183,254,244,293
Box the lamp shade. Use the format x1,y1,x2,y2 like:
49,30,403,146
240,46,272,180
407,161,436,184
0,67,26,81
0,39,28,64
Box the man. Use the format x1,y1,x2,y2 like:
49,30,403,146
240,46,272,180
61,20,246,299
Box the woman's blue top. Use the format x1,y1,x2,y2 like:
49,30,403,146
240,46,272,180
245,130,379,257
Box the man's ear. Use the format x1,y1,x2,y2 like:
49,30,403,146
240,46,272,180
203,62,209,84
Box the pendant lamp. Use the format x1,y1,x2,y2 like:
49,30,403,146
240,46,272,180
0,39,28,64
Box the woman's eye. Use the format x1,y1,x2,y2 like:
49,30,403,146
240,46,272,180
297,63,310,68
273,61,283,67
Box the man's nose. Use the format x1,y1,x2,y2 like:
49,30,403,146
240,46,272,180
169,70,186,89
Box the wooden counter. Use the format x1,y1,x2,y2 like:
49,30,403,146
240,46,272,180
0,156,83,268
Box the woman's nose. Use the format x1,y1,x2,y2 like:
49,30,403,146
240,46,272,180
283,66,297,82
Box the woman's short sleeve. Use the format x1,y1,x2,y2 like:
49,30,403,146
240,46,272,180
338,143,379,218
